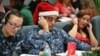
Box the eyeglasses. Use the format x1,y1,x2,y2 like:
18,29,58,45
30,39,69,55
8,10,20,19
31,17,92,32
8,21,21,30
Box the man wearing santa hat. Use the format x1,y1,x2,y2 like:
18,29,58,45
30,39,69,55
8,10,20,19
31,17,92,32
25,2,91,55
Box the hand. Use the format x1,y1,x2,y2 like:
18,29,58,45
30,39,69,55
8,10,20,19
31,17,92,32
38,17,49,32
72,17,78,25
87,22,92,31
91,47,100,51
39,51,44,56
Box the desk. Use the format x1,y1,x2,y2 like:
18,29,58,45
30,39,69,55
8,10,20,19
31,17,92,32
20,50,89,56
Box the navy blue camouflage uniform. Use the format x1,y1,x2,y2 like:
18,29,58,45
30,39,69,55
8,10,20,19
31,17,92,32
0,27,26,56
25,26,91,55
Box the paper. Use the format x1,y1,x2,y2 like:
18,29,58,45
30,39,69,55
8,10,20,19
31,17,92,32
20,54,38,56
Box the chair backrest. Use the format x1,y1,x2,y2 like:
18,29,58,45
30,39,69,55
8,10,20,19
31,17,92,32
21,25,37,36
91,15,100,45
21,21,71,38
55,21,71,29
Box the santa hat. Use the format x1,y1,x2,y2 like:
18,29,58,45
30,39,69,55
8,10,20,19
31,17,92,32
33,2,59,24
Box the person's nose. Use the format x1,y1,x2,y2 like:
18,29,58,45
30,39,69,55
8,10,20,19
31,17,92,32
51,20,56,25
14,27,19,32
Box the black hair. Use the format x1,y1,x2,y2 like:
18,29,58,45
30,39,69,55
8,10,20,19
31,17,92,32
0,12,5,23
28,0,41,14
70,0,82,10
13,0,25,10
2,9,23,24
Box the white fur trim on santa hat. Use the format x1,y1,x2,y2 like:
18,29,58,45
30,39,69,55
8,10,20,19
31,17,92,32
39,11,59,16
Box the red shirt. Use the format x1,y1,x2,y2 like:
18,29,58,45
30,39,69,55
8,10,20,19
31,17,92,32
76,33,90,44
54,1,75,16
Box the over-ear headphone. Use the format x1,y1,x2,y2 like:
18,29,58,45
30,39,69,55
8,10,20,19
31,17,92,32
1,11,11,24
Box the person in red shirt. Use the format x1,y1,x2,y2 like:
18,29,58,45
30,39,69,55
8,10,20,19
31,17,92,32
63,10,98,47
54,0,75,17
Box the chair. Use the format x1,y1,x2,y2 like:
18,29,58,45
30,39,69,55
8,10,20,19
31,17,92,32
91,15,100,45
21,25,37,36
55,21,71,29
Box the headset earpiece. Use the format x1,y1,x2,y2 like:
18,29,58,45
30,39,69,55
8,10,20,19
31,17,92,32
1,11,11,24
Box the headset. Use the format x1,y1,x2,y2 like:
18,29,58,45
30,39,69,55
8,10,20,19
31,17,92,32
1,11,11,24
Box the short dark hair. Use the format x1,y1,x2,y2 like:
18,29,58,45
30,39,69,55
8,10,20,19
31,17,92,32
0,12,5,23
11,0,25,10
3,9,23,24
